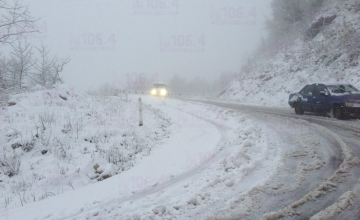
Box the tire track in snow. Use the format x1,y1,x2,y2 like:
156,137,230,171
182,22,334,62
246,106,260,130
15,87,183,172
259,119,360,220
173,102,283,219
195,100,360,220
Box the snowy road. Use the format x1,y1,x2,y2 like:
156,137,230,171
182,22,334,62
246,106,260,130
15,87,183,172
4,97,360,220
196,100,360,220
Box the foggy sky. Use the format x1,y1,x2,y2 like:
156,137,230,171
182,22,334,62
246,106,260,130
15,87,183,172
25,0,273,89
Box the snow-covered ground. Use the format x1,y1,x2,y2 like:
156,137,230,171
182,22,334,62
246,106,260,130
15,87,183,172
0,85,171,210
1,86,285,219
1,86,359,219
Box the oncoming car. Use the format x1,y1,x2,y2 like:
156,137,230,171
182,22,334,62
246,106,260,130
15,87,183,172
150,84,168,97
289,83,360,119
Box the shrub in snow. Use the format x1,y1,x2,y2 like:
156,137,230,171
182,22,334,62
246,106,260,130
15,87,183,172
106,146,127,166
96,164,118,181
10,177,33,206
11,139,35,152
21,139,35,152
52,139,73,162
0,151,21,177
104,130,156,172
11,143,22,149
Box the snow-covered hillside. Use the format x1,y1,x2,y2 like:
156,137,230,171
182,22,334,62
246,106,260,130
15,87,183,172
219,0,360,107
0,85,171,209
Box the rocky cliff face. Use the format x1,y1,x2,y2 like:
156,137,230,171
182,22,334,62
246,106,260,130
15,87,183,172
220,0,360,107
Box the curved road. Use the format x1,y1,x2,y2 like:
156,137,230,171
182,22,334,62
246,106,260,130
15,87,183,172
193,100,360,220
7,98,358,220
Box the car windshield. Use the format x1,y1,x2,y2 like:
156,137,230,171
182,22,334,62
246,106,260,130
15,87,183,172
326,84,359,94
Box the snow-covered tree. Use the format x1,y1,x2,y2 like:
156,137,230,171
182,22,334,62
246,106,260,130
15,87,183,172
32,44,70,86
0,1,70,93
0,0,38,45
9,40,33,88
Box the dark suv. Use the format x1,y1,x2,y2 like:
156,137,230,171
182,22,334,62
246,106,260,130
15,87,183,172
289,83,360,119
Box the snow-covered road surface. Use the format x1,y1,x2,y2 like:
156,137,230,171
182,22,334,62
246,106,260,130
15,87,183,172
3,96,360,220
198,100,360,220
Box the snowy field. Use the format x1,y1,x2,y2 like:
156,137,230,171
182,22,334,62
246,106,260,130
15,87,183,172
0,86,171,213
0,86,284,219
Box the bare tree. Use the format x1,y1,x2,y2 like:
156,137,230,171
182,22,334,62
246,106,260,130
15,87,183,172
0,54,11,104
9,39,33,88
0,0,39,95
32,44,52,85
0,1,70,106
32,44,70,86
0,0,38,45
51,56,70,85
0,53,9,89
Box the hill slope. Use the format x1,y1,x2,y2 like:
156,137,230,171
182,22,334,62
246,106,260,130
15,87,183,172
219,0,360,107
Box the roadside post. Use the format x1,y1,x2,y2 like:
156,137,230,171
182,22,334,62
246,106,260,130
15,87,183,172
139,97,143,126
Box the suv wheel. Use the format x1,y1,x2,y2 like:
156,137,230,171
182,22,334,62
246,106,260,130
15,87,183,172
295,103,304,115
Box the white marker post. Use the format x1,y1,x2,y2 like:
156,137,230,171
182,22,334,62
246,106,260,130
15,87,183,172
139,97,143,126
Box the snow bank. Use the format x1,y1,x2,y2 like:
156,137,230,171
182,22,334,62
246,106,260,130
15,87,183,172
0,84,172,209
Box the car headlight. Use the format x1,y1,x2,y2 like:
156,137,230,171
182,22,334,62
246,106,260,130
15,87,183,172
160,89,167,96
345,101,360,107
151,89,157,95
